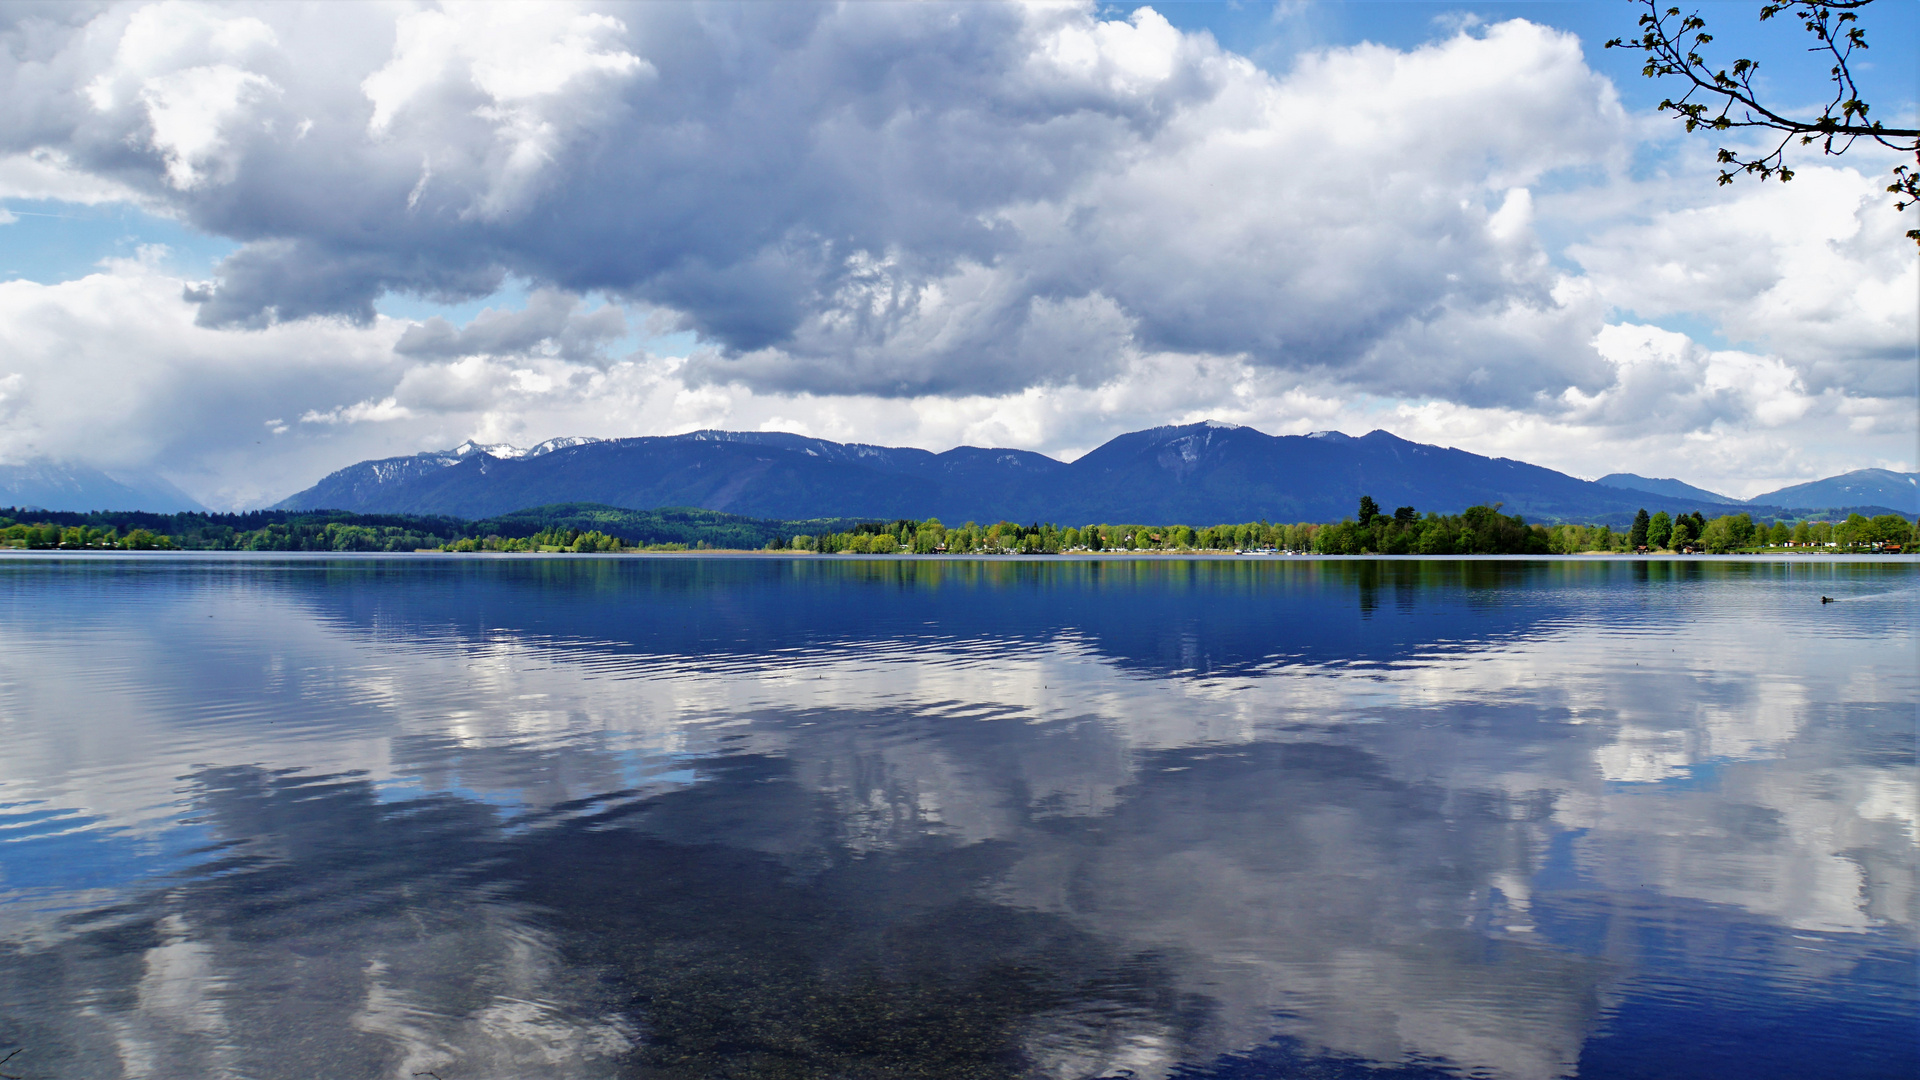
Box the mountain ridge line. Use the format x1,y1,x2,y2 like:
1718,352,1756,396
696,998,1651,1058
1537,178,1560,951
271,421,1918,525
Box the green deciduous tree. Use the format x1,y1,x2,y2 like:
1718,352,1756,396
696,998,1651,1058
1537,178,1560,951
1698,512,1757,553
1867,514,1915,546
1648,511,1674,549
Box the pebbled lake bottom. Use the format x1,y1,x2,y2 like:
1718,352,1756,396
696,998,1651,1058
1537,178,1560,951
0,555,1914,1080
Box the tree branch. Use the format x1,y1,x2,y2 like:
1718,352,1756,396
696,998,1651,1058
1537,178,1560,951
1606,0,1920,242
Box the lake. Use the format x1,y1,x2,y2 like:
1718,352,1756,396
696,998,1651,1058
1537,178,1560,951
0,555,1913,1080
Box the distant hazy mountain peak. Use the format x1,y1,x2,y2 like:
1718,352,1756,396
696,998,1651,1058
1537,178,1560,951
1307,430,1350,440
0,460,206,512
1747,468,1920,514
1596,472,1740,505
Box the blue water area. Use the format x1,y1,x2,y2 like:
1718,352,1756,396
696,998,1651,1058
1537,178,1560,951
0,554,1913,1080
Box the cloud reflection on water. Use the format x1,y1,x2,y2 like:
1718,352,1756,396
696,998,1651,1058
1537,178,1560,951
0,557,1912,1079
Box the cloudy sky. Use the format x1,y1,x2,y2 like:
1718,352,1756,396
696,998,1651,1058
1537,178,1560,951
1,0,1915,509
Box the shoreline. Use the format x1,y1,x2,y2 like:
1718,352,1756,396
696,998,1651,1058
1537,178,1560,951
4,549,1916,563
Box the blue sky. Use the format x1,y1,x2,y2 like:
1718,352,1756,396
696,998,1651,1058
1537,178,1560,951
1155,0,1916,93
1,1,1914,508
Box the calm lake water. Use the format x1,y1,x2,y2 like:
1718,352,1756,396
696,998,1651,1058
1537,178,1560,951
0,555,1914,1080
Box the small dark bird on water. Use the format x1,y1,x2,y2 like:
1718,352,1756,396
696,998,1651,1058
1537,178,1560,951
1821,596,1834,604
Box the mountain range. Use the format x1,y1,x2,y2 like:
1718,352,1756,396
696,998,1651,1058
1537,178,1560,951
271,423,1912,526
0,462,206,514
1596,469,1920,514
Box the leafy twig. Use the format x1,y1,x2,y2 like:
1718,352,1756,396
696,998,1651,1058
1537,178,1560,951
1607,0,1920,243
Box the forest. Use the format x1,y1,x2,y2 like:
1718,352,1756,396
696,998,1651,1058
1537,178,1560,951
780,500,1915,556
0,504,858,553
3,499,1913,556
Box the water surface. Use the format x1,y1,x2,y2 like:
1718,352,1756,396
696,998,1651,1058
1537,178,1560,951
0,556,1913,1079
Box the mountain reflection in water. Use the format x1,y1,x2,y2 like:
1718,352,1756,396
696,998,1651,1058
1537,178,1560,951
0,556,1913,1080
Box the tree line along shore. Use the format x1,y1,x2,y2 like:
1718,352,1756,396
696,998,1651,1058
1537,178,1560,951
4,499,1914,556
774,501,1914,556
